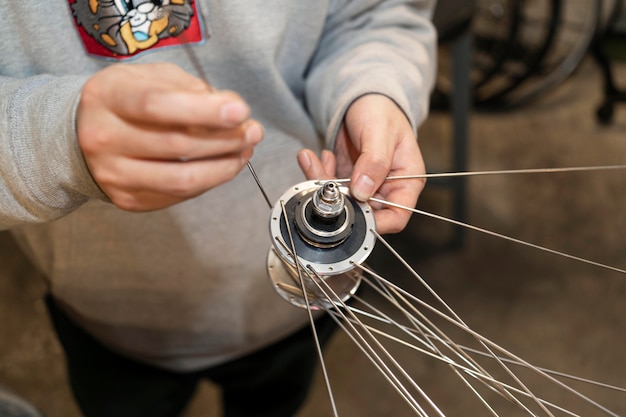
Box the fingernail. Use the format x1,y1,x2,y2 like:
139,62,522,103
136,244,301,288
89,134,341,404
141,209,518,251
298,150,311,171
352,175,375,201
245,122,264,145
221,101,249,124
241,148,253,164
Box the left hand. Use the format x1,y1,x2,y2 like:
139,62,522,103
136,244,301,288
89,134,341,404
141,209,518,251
298,94,426,234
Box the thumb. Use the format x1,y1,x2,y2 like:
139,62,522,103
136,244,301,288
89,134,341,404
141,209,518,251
350,147,392,202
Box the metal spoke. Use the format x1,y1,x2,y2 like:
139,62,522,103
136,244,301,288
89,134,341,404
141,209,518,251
305,265,443,417
371,230,551,415
346,293,503,417
266,183,625,416
356,258,542,416
325,165,626,184
272,238,434,415
278,201,339,417
355,260,621,417
265,184,626,416
340,311,585,417
248,162,273,208
369,197,626,276
348,303,626,394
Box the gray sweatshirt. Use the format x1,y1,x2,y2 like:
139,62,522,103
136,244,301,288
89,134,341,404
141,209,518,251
0,0,436,371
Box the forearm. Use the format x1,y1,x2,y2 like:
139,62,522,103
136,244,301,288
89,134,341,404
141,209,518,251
305,0,437,148
0,75,105,230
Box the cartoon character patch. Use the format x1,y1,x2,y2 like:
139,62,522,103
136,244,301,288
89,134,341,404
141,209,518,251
69,0,206,59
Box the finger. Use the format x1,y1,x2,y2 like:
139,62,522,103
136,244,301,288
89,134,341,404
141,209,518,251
104,189,186,213
372,178,424,234
372,206,413,235
115,89,250,129
350,140,394,202
82,66,250,129
134,62,213,92
297,149,334,180
320,150,337,177
371,139,426,233
94,151,253,211
80,115,264,161
333,126,358,179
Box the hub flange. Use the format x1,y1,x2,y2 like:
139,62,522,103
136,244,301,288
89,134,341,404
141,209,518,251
267,180,376,308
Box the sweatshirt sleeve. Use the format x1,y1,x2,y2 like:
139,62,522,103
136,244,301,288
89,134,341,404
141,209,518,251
0,75,107,230
304,0,438,148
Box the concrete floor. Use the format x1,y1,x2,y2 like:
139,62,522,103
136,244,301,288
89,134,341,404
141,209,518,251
1,59,626,416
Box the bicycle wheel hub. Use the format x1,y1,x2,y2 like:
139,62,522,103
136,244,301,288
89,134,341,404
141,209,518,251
267,180,376,309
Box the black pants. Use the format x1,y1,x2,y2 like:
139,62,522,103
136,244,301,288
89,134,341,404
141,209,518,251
46,296,337,417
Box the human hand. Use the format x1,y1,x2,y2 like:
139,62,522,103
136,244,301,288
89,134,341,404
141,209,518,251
77,63,263,211
298,94,425,234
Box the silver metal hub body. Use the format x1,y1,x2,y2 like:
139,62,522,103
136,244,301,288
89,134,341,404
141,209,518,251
267,180,376,309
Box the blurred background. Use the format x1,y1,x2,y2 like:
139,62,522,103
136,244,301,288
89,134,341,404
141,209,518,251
2,0,626,416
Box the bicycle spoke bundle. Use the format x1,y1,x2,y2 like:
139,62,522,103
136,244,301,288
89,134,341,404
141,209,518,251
265,175,626,417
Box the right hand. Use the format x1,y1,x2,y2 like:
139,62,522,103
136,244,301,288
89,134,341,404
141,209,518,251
77,63,263,211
